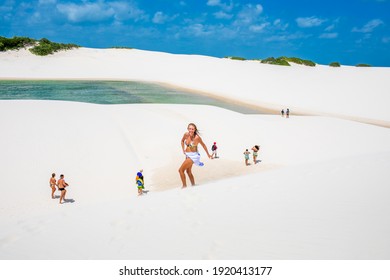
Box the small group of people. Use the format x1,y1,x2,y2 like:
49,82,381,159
49,173,69,204
281,108,290,118
176,122,262,189
243,145,260,166
135,123,212,192
134,122,262,194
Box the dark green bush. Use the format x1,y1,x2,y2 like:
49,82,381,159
0,36,79,55
329,62,341,67
356,64,371,67
225,56,246,61
30,43,55,56
39,38,51,45
0,36,36,51
301,59,316,67
30,38,79,55
283,57,316,66
261,57,290,66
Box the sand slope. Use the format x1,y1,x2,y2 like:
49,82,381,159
1,100,389,259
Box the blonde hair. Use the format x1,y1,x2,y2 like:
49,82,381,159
188,123,200,136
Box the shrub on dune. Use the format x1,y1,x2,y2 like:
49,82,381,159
356,64,371,67
225,56,247,61
0,36,36,51
261,57,290,66
0,36,79,56
283,57,316,66
329,62,341,67
30,38,79,56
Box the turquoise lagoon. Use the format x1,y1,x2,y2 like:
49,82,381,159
0,80,264,114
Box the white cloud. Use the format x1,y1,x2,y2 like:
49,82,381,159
296,16,326,28
186,23,214,37
56,1,146,23
152,12,168,24
325,24,335,32
319,32,338,39
207,0,234,12
352,19,384,33
273,19,288,30
235,4,263,26
207,0,221,6
249,23,269,33
56,2,114,22
265,33,308,42
178,20,237,39
0,0,14,14
213,11,233,20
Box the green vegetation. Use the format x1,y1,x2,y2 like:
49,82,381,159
282,57,316,66
30,38,79,56
0,36,79,56
260,57,290,66
225,56,247,61
260,56,316,66
0,36,36,51
356,64,371,67
329,62,341,67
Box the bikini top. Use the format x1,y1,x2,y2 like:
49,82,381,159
185,136,197,148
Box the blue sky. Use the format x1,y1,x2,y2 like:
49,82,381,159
1,0,389,66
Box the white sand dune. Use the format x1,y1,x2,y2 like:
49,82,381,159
0,48,390,259
1,48,390,126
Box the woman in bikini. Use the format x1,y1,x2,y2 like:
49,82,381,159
251,145,260,164
179,123,212,188
49,173,57,199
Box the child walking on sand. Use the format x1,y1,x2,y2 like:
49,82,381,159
243,149,251,166
136,171,144,196
211,142,218,159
